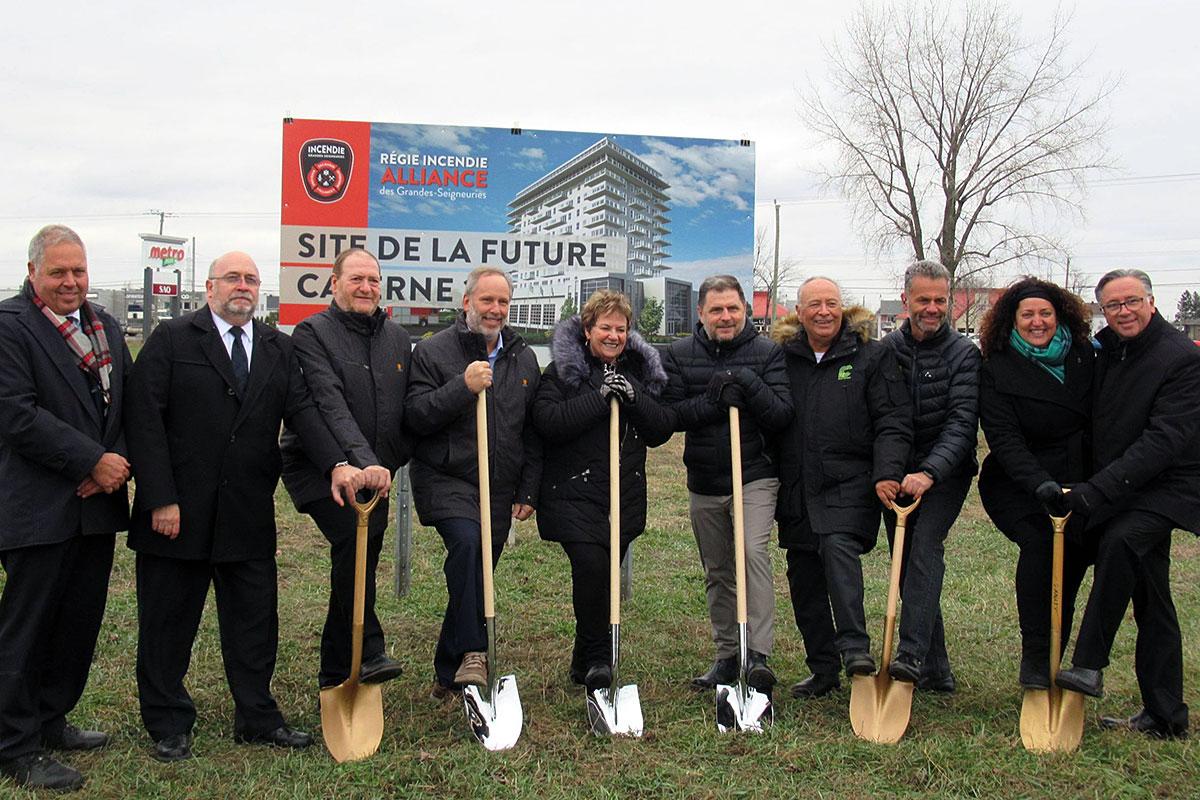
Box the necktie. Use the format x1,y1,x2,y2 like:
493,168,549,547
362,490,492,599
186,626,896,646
230,326,249,395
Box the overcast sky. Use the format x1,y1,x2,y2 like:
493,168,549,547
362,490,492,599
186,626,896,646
2,0,1196,313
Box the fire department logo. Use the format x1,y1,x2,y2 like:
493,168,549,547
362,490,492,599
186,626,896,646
300,138,354,203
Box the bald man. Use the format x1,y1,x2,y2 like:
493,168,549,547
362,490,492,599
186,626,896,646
126,252,358,762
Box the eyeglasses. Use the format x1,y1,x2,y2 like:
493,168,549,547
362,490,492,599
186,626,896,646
214,273,261,287
1100,296,1145,315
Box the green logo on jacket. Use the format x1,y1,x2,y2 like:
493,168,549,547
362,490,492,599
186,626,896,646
837,364,853,381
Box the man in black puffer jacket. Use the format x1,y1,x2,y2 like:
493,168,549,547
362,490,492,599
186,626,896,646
281,248,411,693
1055,269,1200,739
772,278,912,699
663,275,792,691
881,260,981,692
405,266,542,698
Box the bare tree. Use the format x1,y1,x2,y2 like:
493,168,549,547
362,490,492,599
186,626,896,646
752,225,802,317
805,1,1113,314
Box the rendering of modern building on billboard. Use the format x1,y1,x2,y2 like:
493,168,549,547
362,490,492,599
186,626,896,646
506,136,685,333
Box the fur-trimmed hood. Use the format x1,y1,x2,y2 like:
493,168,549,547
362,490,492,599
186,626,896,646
550,315,668,394
770,304,876,346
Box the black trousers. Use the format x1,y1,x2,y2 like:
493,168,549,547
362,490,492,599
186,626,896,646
0,534,114,759
432,517,509,689
882,473,972,681
1072,510,1188,731
561,539,631,674
1007,512,1093,675
304,496,389,688
816,533,873,660
135,553,285,741
784,546,840,676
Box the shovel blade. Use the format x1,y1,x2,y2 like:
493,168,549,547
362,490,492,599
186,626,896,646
1019,687,1085,753
319,682,384,763
463,675,523,751
849,672,913,744
715,683,772,734
587,684,644,738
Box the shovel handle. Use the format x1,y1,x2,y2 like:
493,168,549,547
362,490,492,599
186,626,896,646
880,495,921,669
609,397,621,626
348,489,384,684
1048,492,1071,686
730,407,747,626
477,391,495,619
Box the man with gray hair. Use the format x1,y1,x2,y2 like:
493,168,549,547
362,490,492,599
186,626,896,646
881,260,981,692
405,265,541,698
0,225,132,791
663,274,792,691
1055,269,1200,739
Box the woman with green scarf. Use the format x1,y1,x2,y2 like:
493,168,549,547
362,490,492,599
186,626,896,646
977,277,1097,689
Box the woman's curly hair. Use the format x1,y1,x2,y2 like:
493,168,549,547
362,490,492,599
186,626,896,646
978,276,1092,358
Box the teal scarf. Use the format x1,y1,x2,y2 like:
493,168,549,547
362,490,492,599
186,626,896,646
1009,326,1071,383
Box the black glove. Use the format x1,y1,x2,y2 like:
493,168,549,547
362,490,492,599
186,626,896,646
599,372,636,405
1064,482,1102,516
1034,480,1070,517
705,370,746,409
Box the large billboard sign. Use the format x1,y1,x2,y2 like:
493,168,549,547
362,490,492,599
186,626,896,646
280,119,755,334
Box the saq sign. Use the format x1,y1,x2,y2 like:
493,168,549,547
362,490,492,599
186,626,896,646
279,118,756,331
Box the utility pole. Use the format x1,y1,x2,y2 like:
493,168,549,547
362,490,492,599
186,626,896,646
768,199,781,323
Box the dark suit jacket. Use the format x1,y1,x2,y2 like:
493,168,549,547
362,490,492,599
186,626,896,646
125,308,343,562
0,288,132,549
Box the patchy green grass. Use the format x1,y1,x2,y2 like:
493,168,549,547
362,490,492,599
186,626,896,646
4,436,1199,798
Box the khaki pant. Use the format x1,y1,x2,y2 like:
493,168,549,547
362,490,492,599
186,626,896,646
689,477,779,658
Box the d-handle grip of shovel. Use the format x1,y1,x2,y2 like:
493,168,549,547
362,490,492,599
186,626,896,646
352,488,385,526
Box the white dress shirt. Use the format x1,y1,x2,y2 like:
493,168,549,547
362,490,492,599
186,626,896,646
210,309,254,365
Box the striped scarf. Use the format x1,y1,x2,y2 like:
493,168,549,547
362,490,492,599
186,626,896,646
28,282,113,406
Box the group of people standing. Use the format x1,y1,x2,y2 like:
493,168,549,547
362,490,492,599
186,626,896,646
0,224,1197,793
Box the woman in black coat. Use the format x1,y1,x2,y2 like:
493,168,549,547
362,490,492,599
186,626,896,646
532,290,673,689
977,277,1096,688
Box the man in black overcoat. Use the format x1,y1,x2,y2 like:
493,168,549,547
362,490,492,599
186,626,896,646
0,225,132,792
125,251,358,762
1056,269,1200,739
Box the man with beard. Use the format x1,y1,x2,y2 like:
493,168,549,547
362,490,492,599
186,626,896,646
663,274,792,691
126,252,359,762
405,266,542,698
0,225,132,792
1055,269,1200,739
282,248,409,692
881,260,981,692
771,277,911,698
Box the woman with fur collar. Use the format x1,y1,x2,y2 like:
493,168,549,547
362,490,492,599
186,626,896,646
532,290,674,689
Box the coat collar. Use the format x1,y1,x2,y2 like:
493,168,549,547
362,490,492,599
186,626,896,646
985,342,1090,412
549,315,667,393
14,291,103,425
189,308,280,419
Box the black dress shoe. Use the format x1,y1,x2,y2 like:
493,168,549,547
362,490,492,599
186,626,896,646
234,725,313,749
584,663,613,691
360,653,404,685
1100,708,1188,740
887,654,921,684
790,672,841,699
843,651,876,677
691,656,737,689
0,751,85,792
917,672,957,694
153,733,193,763
1055,666,1103,698
43,723,110,751
746,651,776,691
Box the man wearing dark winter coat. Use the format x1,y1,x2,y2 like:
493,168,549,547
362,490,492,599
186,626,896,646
533,291,674,688
126,251,358,763
881,260,981,692
772,278,912,699
0,225,132,793
662,274,792,692
281,248,410,692
1056,269,1200,739
405,266,542,697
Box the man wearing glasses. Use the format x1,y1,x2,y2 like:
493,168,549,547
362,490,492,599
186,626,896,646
126,252,359,762
1055,269,1200,739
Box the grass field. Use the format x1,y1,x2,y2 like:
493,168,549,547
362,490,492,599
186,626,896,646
4,435,1199,798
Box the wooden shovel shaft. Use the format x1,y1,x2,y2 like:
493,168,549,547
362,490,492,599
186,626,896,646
881,500,919,670
610,397,621,626
349,491,383,682
730,407,748,626
477,391,495,619
1049,513,1069,693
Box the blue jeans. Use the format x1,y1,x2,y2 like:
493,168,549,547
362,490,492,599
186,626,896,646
432,517,509,689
